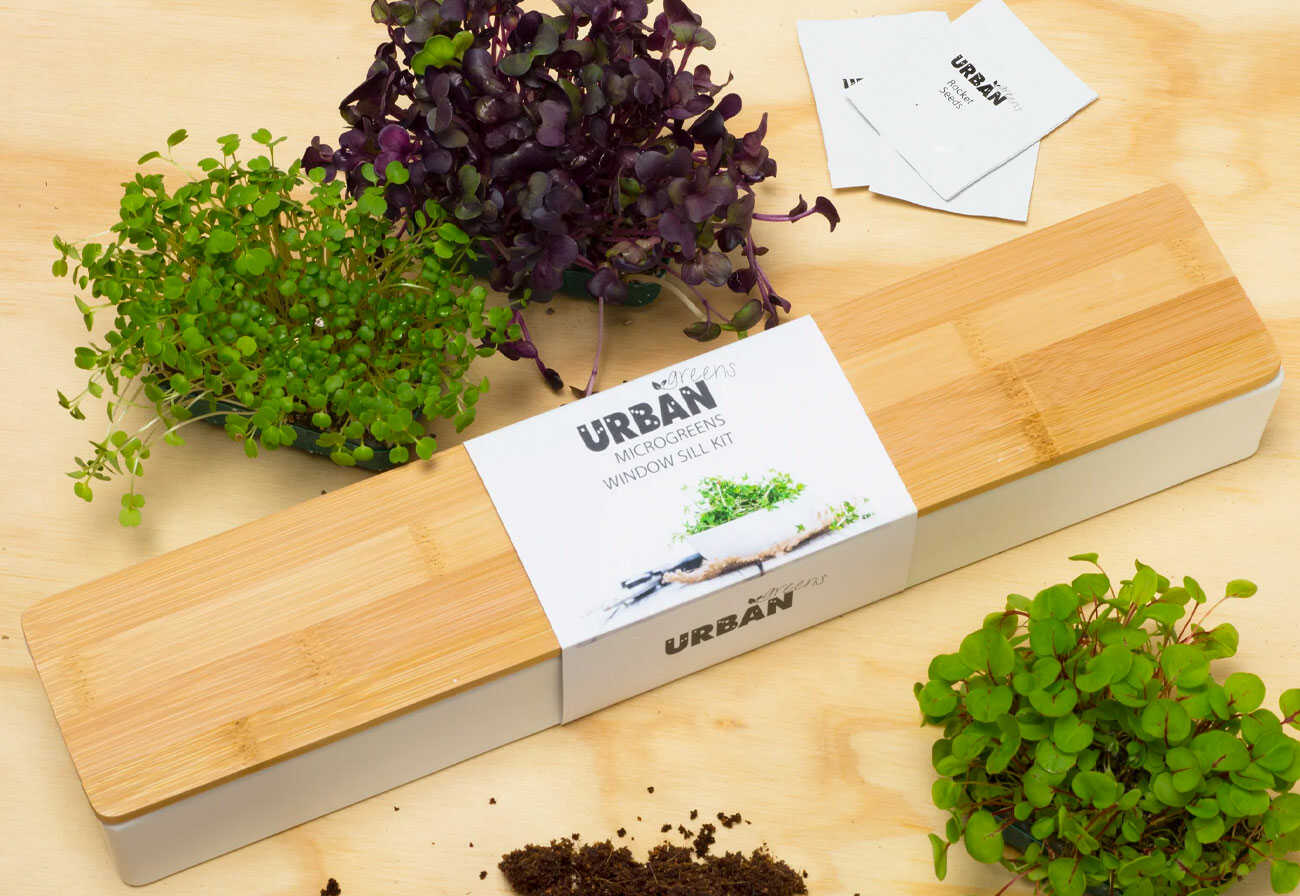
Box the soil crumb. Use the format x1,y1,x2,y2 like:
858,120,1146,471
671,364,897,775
499,826,805,896
692,823,716,858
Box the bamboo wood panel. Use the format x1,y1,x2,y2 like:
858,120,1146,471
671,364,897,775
822,184,1280,510
21,185,1280,824
23,447,560,822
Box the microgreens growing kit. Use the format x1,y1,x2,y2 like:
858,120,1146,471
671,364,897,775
24,187,1281,883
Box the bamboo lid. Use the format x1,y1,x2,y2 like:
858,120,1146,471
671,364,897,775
23,185,1279,822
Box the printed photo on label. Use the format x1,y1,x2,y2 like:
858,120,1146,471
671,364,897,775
464,316,916,650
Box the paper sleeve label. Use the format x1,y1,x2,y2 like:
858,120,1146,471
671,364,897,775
465,316,916,721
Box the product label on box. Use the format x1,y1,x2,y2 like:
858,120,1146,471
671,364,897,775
465,316,916,720
846,0,1096,201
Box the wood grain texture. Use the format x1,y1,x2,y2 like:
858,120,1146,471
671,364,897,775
23,447,559,822
827,185,1280,511
21,183,1279,824
2,0,1298,893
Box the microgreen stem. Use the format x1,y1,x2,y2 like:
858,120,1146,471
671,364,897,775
993,871,1027,896
513,309,549,378
630,273,702,321
753,209,816,224
583,294,605,397
675,271,725,323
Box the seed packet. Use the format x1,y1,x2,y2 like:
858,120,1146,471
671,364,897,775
796,12,948,190
798,11,1039,220
869,141,1038,221
846,0,1096,201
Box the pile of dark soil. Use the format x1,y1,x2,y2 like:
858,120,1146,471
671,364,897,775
316,803,807,895
498,828,806,896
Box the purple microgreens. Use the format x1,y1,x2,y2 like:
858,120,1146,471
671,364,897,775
309,0,839,390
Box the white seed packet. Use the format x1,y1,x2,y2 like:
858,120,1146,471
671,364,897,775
797,12,1038,221
869,141,1038,221
796,13,948,190
846,0,1097,201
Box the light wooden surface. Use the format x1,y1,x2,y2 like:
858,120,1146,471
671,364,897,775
22,184,1278,825
1,0,1297,893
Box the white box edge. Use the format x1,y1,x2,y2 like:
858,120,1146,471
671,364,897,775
103,656,562,885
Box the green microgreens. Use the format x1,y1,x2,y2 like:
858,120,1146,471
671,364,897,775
917,555,1300,896
826,499,864,531
55,130,517,525
678,471,805,537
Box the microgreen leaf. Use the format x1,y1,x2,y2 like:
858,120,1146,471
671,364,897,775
1226,672,1267,714
1226,578,1258,598
962,810,1003,863
927,833,948,880
1273,859,1300,894
1048,857,1086,896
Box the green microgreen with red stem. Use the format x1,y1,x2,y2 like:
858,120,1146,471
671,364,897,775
917,556,1300,896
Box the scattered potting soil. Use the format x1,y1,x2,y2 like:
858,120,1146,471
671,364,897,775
315,799,801,895
499,814,806,896
692,823,717,857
